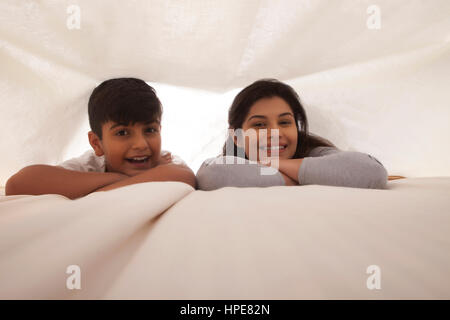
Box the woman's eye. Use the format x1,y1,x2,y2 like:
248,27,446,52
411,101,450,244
253,123,265,128
280,121,292,125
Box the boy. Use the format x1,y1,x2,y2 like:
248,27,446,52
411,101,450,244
5,78,196,199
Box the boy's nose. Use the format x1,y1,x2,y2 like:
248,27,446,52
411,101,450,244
131,134,150,149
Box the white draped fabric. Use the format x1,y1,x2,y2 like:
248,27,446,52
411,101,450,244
1,1,450,185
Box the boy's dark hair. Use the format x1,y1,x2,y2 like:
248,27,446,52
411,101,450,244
88,78,162,139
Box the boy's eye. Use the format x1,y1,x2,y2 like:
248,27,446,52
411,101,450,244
146,127,158,133
116,129,128,136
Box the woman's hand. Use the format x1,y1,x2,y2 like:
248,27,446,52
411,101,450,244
258,158,300,186
280,171,298,186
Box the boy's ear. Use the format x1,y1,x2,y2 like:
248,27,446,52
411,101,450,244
88,131,105,157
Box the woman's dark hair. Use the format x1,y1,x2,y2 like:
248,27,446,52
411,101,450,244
222,79,334,158
88,78,162,139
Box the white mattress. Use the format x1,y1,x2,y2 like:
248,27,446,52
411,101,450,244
1,177,449,299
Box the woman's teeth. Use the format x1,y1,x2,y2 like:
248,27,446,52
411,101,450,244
260,146,286,150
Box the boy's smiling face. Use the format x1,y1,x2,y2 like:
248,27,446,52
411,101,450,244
88,120,162,176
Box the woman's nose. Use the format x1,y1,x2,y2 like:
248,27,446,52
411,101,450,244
268,127,282,139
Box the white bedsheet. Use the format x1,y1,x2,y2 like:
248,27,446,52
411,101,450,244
0,181,194,299
1,177,449,299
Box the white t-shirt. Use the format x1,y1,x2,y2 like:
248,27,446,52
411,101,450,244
58,149,184,173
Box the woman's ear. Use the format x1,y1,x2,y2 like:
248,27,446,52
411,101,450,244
88,131,105,157
229,127,243,148
234,133,248,149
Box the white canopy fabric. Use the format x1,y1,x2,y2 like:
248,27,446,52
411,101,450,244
1,0,450,185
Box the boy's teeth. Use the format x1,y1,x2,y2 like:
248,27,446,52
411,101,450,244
132,156,148,160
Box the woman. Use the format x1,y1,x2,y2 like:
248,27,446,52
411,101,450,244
196,79,387,190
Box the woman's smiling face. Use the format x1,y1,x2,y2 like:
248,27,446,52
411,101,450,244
240,96,298,161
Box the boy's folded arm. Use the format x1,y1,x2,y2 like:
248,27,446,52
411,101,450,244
5,165,127,200
94,163,196,192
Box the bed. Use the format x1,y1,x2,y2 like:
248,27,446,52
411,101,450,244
1,177,449,299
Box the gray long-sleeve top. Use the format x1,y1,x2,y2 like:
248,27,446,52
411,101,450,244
196,146,388,190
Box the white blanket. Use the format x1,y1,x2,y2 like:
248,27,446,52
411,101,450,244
1,178,449,299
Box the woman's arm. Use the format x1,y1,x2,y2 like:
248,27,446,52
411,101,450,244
196,156,286,191
94,162,196,192
275,147,388,189
5,165,128,200
275,159,304,183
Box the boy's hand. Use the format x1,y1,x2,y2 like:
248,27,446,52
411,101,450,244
95,158,196,192
157,152,173,166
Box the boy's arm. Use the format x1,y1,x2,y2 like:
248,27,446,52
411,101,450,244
94,163,196,192
5,165,128,200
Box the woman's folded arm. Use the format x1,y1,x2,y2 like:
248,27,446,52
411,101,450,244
196,156,286,191
196,147,388,191
296,147,388,189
